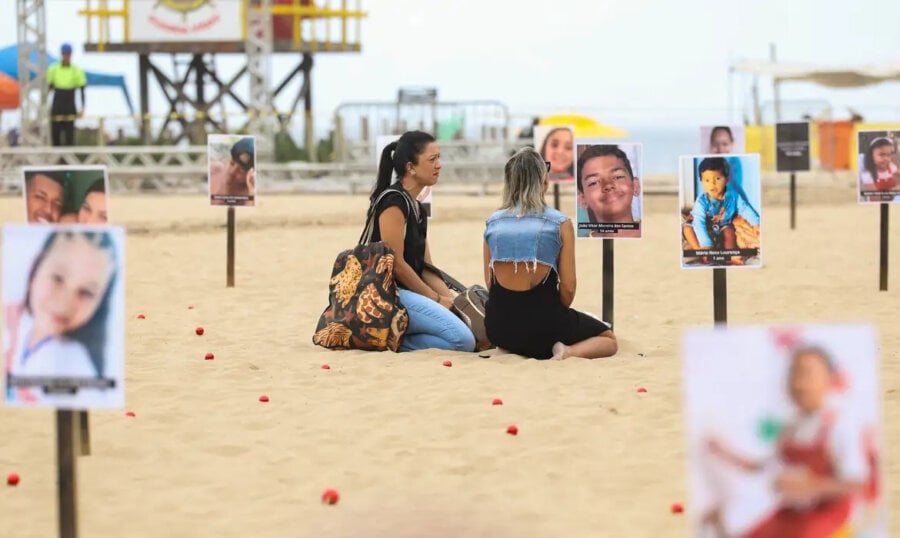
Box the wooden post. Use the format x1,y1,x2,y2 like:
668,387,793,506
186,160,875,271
602,239,614,326
57,410,78,538
790,172,796,230
713,268,727,325
227,207,236,287
879,204,889,291
77,411,90,456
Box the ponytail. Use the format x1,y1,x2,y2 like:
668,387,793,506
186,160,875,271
371,141,398,203
369,131,437,203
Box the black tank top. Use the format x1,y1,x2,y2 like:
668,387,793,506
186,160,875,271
370,184,427,277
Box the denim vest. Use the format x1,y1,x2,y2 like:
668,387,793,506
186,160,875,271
484,207,568,273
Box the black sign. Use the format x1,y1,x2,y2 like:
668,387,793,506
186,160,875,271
775,122,811,172
397,87,438,104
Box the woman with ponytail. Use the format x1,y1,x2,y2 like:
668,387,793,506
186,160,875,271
368,131,476,352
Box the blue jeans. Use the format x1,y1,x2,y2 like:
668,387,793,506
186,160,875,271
398,289,476,352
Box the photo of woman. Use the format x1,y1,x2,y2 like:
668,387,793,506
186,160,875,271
3,225,126,409
534,125,574,183
700,125,746,155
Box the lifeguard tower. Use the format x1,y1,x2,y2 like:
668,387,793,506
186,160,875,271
15,0,365,153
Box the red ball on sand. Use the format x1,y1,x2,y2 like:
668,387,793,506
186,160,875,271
195,327,204,336
506,424,518,435
637,387,648,393
137,314,145,319
259,395,269,403
442,360,452,367
187,305,195,310
321,364,330,370
321,488,339,505
7,473,20,486
204,353,214,360
492,398,503,406
671,502,684,514
125,411,135,417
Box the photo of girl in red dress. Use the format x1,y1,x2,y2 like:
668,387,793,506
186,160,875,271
683,325,885,538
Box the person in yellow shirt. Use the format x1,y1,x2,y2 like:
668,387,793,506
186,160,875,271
47,43,86,147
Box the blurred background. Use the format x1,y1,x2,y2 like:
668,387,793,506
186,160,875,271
1,0,898,188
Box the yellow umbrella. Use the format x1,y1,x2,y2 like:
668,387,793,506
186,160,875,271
539,114,628,138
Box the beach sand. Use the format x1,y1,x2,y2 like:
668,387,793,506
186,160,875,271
0,181,898,537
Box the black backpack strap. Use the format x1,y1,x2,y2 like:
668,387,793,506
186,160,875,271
359,188,415,245
423,262,466,293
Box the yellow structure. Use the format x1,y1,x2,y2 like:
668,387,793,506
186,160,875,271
744,125,822,171
75,0,367,146
746,122,900,172
79,0,366,53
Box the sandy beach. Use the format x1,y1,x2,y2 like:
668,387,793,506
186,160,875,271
0,179,898,537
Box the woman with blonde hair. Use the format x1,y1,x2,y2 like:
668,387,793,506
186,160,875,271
482,148,617,360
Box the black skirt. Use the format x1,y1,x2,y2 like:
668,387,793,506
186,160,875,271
484,271,612,360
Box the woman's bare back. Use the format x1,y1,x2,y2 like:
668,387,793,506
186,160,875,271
492,261,552,291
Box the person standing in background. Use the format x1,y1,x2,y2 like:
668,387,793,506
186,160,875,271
47,43,87,147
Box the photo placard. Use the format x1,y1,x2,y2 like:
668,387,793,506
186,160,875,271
22,166,109,225
683,324,886,538
3,225,126,410
575,142,642,239
775,122,811,172
679,154,761,268
700,125,746,155
535,125,575,183
208,134,257,207
857,129,900,204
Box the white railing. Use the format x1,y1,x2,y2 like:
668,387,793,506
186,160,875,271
0,142,683,195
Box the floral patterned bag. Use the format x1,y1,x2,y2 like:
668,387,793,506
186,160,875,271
312,191,410,352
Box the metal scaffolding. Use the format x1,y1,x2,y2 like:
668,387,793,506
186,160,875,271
246,0,275,159
76,0,355,155
16,0,49,146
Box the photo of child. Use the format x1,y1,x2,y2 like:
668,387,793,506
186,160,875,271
22,166,109,225
679,154,761,268
3,225,126,409
376,134,433,218
700,125,746,155
683,324,885,538
534,125,574,183
575,142,642,239
857,130,900,203
209,134,257,207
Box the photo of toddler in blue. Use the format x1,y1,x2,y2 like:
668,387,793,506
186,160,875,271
680,155,761,268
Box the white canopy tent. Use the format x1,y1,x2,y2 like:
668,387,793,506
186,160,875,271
731,57,900,123
732,61,900,88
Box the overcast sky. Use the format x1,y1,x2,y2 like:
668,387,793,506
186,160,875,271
2,0,898,133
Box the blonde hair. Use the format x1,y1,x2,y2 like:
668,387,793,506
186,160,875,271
500,147,547,215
